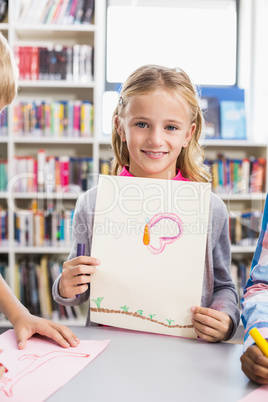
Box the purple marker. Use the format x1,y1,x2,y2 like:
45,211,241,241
77,243,85,257
76,243,85,298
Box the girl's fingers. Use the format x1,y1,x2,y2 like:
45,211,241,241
74,284,89,295
72,256,100,266
192,318,218,338
74,264,96,276
192,306,225,321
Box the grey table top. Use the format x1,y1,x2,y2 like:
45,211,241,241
45,325,258,402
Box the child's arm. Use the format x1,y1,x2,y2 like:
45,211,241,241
0,275,79,349
192,194,240,342
240,195,268,383
52,187,98,305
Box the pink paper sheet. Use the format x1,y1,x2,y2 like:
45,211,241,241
239,385,268,401
0,330,110,401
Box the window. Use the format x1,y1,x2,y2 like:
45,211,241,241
103,0,238,135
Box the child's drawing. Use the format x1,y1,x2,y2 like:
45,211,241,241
90,175,211,338
0,351,90,397
143,213,183,254
0,330,110,402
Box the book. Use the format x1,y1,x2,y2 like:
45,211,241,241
200,96,220,139
37,149,46,192
82,0,94,24
36,256,53,319
220,101,246,139
74,0,85,24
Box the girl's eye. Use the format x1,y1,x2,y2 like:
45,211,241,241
166,125,177,131
136,122,148,128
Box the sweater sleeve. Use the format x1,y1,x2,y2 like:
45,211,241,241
241,195,268,351
52,187,97,306
209,194,240,340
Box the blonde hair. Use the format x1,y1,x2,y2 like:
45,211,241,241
0,33,18,108
111,64,211,182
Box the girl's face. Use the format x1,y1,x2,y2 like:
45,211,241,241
115,89,196,179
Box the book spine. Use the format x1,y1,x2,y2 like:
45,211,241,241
60,156,70,189
37,149,46,192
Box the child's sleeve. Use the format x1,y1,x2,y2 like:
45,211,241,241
207,194,240,340
241,195,268,351
52,187,97,306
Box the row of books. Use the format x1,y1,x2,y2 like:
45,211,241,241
0,155,110,193
14,256,83,320
206,155,266,194
18,0,94,25
229,210,262,246
0,203,263,248
14,45,94,82
201,96,246,140
231,258,251,306
0,160,7,192
0,108,7,136
14,207,73,248
13,100,94,138
13,153,94,193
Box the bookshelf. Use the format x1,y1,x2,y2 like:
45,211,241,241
204,139,268,305
0,0,108,326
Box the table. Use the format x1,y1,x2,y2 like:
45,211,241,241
46,325,258,402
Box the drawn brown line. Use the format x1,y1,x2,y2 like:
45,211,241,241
90,308,193,329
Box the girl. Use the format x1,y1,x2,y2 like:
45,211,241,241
0,33,79,359
53,64,240,342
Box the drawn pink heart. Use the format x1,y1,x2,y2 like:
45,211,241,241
145,213,183,255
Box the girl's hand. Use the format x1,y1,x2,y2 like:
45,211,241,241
0,363,7,378
191,306,233,342
241,345,268,384
0,350,7,378
59,256,100,299
12,312,80,350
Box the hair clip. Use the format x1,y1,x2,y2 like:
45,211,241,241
119,96,123,106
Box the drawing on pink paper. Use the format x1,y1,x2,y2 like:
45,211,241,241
143,213,183,255
0,330,110,402
0,351,90,397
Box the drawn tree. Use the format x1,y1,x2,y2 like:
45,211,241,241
166,318,175,326
91,297,104,309
120,305,129,312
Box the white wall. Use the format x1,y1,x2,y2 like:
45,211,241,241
240,0,268,142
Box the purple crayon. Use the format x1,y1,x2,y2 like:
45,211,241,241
76,243,85,298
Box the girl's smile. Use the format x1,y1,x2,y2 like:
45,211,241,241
115,89,196,180
141,150,169,159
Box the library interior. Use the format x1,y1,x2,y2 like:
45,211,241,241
0,1,268,400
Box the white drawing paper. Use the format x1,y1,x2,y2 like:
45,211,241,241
90,175,211,338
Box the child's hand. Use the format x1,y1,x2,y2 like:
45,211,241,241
0,363,7,378
241,345,268,384
59,256,100,299
12,313,80,350
191,306,233,342
0,350,7,378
